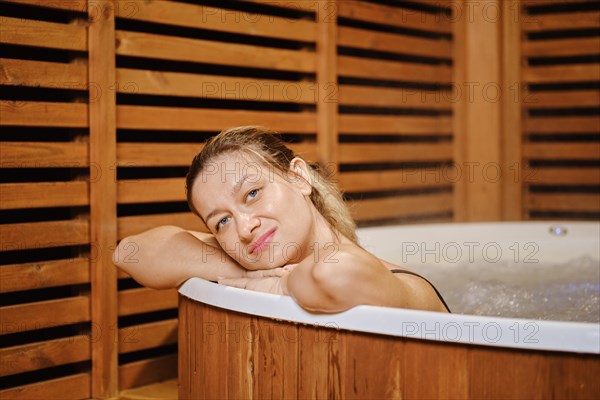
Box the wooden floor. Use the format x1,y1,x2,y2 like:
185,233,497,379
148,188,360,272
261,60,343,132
118,379,178,400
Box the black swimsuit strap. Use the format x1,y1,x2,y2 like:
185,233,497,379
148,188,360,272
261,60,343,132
390,268,451,313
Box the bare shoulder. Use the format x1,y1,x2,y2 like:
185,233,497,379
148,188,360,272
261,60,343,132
311,242,387,284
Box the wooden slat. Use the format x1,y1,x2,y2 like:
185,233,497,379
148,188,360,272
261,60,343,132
1,0,87,11
0,142,88,167
339,167,454,192
338,56,452,83
339,85,452,109
118,178,185,204
119,354,177,391
503,0,524,221
118,319,178,354
0,101,88,127
408,0,453,7
0,296,90,331
349,192,453,221
523,116,600,133
1,335,90,376
529,167,600,185
523,64,600,83
337,1,451,34
0,181,88,209
115,30,315,73
88,2,119,396
337,26,452,59
527,193,600,211
339,115,452,135
523,143,600,159
115,0,316,42
117,212,207,240
0,17,87,50
118,288,178,316
339,143,453,163
525,90,600,108
522,0,598,5
117,143,201,167
0,58,87,89
0,373,90,400
316,0,338,173
241,0,317,12
0,258,89,293
116,105,316,133
255,318,298,398
522,38,600,58
0,220,89,250
522,11,600,31
118,141,317,167
451,0,467,222
117,68,318,103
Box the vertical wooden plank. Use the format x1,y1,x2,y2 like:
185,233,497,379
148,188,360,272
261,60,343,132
454,0,504,221
226,312,254,399
88,0,118,397
403,340,469,398
254,318,298,398
452,1,467,222
316,0,338,176
468,347,553,398
298,324,346,399
502,0,523,220
178,296,191,400
343,334,404,399
201,304,228,399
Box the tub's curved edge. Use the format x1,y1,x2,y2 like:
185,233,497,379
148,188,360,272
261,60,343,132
178,277,600,355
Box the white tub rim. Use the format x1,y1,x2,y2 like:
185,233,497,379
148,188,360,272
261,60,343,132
178,221,600,354
179,278,599,354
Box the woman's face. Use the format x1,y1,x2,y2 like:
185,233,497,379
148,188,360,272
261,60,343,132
191,151,316,270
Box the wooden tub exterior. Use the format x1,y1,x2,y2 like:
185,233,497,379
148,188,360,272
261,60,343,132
178,295,600,399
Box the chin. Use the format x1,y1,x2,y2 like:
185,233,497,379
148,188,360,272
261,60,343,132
241,256,286,271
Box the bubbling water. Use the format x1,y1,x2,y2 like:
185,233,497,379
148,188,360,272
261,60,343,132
413,255,600,323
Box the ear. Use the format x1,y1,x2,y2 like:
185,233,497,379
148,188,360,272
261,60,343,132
288,157,312,196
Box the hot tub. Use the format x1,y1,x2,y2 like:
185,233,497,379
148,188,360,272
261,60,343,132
178,222,600,399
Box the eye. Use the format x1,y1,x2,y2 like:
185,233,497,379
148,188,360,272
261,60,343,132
247,188,260,199
215,216,230,232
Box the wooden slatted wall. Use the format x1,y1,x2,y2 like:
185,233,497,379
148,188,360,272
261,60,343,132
520,0,600,219
112,0,319,394
2,0,597,398
0,1,96,398
0,0,321,398
335,0,455,225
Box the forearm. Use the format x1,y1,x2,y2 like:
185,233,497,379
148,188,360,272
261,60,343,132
113,225,246,289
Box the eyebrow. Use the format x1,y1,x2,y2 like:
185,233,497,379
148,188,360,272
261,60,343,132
203,174,252,224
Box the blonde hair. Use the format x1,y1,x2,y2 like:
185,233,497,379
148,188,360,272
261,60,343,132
185,126,358,244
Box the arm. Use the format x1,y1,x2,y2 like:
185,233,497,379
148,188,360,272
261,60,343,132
113,225,247,290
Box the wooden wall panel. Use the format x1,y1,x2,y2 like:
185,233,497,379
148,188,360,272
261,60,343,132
111,2,320,393
336,0,454,224
520,0,600,221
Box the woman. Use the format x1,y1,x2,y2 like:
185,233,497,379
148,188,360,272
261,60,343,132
113,126,450,313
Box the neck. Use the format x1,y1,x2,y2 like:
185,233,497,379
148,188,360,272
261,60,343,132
303,201,352,258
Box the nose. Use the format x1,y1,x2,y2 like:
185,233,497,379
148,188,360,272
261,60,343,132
236,211,260,242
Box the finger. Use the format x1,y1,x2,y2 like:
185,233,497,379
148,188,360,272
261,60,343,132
283,263,299,272
245,268,285,278
218,278,248,289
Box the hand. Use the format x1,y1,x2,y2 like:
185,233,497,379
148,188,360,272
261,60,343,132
218,264,298,295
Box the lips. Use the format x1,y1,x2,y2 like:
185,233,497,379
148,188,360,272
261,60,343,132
249,227,276,254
